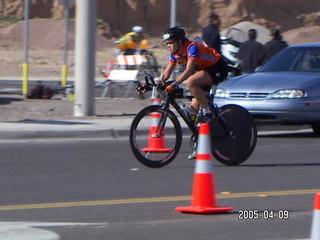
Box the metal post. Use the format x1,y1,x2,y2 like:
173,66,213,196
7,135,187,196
61,0,70,86
170,0,176,27
169,0,177,80
73,0,96,117
23,0,29,96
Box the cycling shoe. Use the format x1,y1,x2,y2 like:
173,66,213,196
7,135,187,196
188,151,197,160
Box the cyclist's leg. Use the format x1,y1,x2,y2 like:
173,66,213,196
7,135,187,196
186,70,212,110
189,99,200,114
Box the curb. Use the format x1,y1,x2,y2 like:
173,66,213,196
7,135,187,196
0,124,314,141
0,128,131,140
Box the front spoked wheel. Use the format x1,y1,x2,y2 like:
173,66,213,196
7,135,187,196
210,104,257,166
129,105,182,168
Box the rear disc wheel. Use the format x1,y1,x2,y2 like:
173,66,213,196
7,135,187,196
210,104,257,166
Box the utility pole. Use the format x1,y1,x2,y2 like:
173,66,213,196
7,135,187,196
23,0,29,96
169,0,177,80
170,0,176,27
61,0,70,86
73,0,96,117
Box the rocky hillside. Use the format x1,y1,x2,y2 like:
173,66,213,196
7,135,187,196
1,0,320,37
0,0,319,78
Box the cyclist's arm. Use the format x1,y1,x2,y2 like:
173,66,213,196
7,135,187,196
161,63,176,83
175,59,196,85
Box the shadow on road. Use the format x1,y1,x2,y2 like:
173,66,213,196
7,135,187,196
236,162,320,168
96,113,136,117
0,119,92,125
0,97,23,105
259,131,318,139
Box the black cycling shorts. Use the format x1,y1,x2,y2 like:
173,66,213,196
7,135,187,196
204,58,228,85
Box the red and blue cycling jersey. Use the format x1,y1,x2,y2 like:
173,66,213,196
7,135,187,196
169,40,221,70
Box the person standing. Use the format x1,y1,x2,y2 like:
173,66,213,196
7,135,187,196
202,14,221,53
238,29,264,74
263,29,288,63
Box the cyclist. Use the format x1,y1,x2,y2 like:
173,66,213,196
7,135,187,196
117,26,148,55
161,26,228,120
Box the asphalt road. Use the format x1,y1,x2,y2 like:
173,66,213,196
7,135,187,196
0,131,319,240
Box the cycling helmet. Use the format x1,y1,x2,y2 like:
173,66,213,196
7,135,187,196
132,26,143,33
163,27,185,41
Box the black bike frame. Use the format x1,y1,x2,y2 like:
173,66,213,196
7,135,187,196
145,72,233,140
160,90,234,139
160,94,198,136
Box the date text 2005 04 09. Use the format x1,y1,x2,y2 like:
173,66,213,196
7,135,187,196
238,210,289,220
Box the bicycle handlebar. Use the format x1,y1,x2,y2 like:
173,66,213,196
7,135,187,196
143,71,175,90
136,71,163,93
136,72,184,98
144,71,157,87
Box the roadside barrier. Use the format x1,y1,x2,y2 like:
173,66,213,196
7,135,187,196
311,192,320,240
114,55,146,66
175,122,233,213
101,55,146,98
141,98,172,152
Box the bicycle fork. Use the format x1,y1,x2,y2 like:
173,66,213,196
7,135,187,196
152,110,167,138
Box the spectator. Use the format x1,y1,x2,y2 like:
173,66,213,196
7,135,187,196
238,29,264,74
263,29,288,63
116,26,148,55
202,13,221,53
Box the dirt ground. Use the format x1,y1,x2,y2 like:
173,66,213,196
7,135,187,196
0,19,168,78
0,42,168,79
0,94,153,121
0,19,168,121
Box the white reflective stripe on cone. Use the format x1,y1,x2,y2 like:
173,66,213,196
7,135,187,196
151,113,161,126
151,99,161,126
196,134,212,154
311,209,320,240
195,159,213,174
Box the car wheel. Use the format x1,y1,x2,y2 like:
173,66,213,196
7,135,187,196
311,123,320,135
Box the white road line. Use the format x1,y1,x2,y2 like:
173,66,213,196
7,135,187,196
0,222,108,240
0,226,59,240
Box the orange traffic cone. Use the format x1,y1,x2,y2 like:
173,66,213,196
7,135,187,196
311,192,320,240
104,59,113,79
175,122,233,213
141,98,172,152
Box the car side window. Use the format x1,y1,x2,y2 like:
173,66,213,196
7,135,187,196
259,47,320,72
289,49,320,72
289,51,304,71
308,51,320,72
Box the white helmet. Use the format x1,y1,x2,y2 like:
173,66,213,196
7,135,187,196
132,26,143,33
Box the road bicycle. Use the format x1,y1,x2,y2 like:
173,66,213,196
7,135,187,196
129,72,257,168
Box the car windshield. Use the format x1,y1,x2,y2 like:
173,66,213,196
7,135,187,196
259,47,320,72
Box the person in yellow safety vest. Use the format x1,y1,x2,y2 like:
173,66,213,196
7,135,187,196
117,26,148,55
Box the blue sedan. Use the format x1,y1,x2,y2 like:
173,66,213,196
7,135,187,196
214,42,320,134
